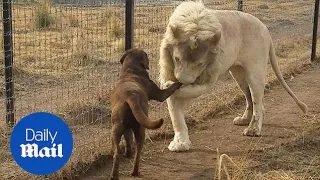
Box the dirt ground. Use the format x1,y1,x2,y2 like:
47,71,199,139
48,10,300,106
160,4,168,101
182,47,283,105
81,64,320,180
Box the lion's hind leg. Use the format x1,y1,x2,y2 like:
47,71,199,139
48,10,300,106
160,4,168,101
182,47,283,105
229,66,253,126
242,65,266,137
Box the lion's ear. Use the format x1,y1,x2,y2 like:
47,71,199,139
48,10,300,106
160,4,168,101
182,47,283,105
169,24,181,39
209,30,222,53
210,29,221,44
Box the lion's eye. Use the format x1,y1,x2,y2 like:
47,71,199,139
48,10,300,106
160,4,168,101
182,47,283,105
174,57,180,62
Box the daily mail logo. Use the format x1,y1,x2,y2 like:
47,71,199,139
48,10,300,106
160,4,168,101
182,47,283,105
20,129,62,158
10,112,73,175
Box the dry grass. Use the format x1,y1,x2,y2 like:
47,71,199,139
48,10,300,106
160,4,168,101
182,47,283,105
215,126,320,180
9,5,129,77
68,15,80,28
108,16,125,39
0,127,11,164
2,3,175,79
46,98,113,179
34,0,55,29
60,98,111,127
275,37,311,59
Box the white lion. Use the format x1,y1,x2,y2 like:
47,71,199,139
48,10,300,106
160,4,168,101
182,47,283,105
158,1,308,152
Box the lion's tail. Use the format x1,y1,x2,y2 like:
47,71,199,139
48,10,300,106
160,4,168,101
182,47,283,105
269,41,308,114
126,96,164,129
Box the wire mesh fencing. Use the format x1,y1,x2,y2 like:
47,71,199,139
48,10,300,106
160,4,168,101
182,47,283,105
1,0,127,178
0,0,319,178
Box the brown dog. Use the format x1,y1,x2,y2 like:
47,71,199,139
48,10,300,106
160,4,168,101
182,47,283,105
109,48,182,180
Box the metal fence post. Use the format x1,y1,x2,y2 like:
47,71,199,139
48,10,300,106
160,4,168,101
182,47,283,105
238,0,243,11
125,0,134,50
2,0,15,126
311,0,320,62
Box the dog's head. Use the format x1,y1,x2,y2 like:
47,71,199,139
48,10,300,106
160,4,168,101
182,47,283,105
120,48,150,70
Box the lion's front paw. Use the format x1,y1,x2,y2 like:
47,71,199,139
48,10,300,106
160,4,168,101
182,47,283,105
168,139,191,152
233,116,250,126
242,127,261,137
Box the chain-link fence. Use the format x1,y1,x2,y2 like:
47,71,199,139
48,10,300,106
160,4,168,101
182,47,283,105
1,0,319,178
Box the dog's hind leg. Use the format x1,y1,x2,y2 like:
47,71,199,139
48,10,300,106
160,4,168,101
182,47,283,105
131,127,145,177
110,116,124,180
124,130,133,158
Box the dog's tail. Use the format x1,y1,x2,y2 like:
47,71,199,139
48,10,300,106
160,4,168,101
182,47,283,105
126,96,164,129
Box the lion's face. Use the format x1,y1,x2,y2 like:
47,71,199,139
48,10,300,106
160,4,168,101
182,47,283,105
172,41,211,84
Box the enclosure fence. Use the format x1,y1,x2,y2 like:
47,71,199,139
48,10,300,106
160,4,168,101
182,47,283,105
1,0,319,178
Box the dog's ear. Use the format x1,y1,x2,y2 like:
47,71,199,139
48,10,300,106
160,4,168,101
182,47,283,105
120,49,131,64
140,52,150,70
